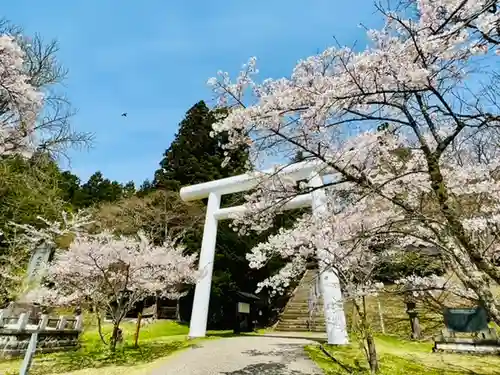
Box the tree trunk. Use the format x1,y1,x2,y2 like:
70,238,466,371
176,299,181,322
153,293,159,319
354,297,380,374
134,313,142,348
110,323,120,352
426,157,500,287
366,333,380,374
95,308,108,345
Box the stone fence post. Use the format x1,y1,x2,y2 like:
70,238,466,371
56,316,67,330
17,313,29,330
74,314,84,331
39,315,49,330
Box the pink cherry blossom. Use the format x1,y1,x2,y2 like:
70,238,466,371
27,230,198,326
0,34,44,157
208,1,500,324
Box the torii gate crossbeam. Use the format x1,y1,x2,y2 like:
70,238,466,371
179,160,349,345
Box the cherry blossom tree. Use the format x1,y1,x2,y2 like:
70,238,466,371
10,209,94,250
246,191,389,372
27,230,198,351
0,34,44,157
1,19,94,159
206,0,500,362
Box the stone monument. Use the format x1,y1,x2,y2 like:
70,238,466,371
25,243,53,286
6,243,54,318
433,306,500,354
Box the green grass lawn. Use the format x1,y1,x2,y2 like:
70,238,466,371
342,291,443,339
0,319,231,375
307,335,500,375
305,283,500,374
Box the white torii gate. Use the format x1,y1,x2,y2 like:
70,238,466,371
179,159,349,345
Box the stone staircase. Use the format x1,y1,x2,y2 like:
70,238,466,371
275,269,326,332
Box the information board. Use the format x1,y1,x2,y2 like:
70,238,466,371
237,302,250,314
443,306,488,332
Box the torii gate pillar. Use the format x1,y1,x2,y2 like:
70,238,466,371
187,191,220,338
180,160,349,345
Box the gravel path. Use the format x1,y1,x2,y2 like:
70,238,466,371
149,336,323,375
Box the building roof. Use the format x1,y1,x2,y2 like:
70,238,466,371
234,291,260,302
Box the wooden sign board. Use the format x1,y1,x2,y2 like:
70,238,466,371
237,302,250,314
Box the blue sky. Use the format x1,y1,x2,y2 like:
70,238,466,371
5,1,382,186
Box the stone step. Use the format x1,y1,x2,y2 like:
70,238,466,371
296,289,318,294
274,270,325,334
276,324,326,331
280,314,325,322
292,286,315,292
287,298,309,307
282,309,324,317
284,305,323,312
287,302,323,307
297,278,317,283
291,292,320,297
282,308,323,313
276,327,326,333
298,278,318,286
290,293,316,299
302,272,319,280
275,327,326,333
276,328,326,333
296,284,316,289
281,317,324,324
277,321,326,329
277,322,326,331
284,303,316,310
282,307,323,314
278,317,325,324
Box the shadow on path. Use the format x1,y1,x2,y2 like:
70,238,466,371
150,336,322,374
243,343,312,362
221,362,313,375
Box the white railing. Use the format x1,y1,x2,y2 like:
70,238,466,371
0,309,84,374
308,275,321,330
0,310,83,332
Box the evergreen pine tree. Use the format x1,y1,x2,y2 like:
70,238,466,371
153,101,247,190
137,179,154,197
151,101,260,328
